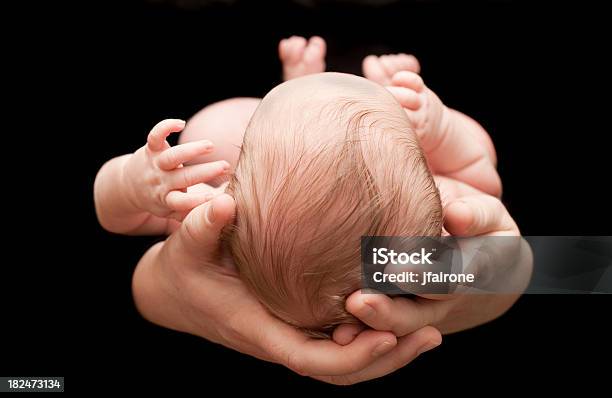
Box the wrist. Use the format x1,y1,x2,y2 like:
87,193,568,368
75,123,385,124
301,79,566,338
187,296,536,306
118,154,144,212
132,242,184,329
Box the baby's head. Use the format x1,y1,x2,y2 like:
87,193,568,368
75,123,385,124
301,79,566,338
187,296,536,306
224,73,442,336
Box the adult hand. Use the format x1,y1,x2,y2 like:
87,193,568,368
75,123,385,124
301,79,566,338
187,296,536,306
336,191,532,339
132,194,442,385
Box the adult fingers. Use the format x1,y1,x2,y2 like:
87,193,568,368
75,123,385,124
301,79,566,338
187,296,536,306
178,193,236,258
314,326,441,385
444,195,518,236
259,322,398,377
346,291,449,336
332,323,366,346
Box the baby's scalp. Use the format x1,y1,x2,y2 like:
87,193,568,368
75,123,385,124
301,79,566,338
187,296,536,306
224,73,442,335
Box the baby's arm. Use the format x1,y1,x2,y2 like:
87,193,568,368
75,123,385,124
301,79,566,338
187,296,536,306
94,119,230,235
388,71,501,197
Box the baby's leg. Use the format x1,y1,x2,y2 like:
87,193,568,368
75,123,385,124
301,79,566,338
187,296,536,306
390,71,501,197
278,36,326,81
446,108,497,166
361,53,495,164
179,97,260,179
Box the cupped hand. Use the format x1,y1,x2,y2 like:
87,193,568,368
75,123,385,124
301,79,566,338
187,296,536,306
336,191,532,340
132,193,441,385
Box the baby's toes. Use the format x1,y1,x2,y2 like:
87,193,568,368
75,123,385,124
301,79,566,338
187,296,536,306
302,36,326,72
362,55,391,86
392,53,421,74
379,55,396,76
386,86,422,111
380,54,420,76
391,70,425,93
279,36,307,65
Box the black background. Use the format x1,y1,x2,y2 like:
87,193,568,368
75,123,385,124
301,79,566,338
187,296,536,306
4,0,611,393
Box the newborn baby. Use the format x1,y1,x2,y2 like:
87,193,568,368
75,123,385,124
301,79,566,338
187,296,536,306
94,36,499,338
223,73,442,335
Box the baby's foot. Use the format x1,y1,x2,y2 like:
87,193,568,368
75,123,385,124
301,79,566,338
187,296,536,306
390,71,501,196
387,70,447,151
362,53,421,86
279,36,326,81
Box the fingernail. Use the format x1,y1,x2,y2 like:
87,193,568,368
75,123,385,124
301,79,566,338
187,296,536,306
357,303,376,319
206,202,215,224
177,119,186,126
203,141,213,150
372,340,394,357
222,161,231,172
417,339,442,356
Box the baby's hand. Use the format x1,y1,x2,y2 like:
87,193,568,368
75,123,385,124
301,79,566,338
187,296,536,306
122,119,230,221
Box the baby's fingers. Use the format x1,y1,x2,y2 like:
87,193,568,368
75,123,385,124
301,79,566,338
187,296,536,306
157,140,214,171
166,191,214,213
167,161,230,190
147,119,186,151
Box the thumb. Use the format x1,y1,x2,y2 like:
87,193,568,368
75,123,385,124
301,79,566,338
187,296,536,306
179,193,236,257
444,194,517,237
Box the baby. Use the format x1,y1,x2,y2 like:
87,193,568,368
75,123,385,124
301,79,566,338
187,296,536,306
223,72,443,334
94,36,499,337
